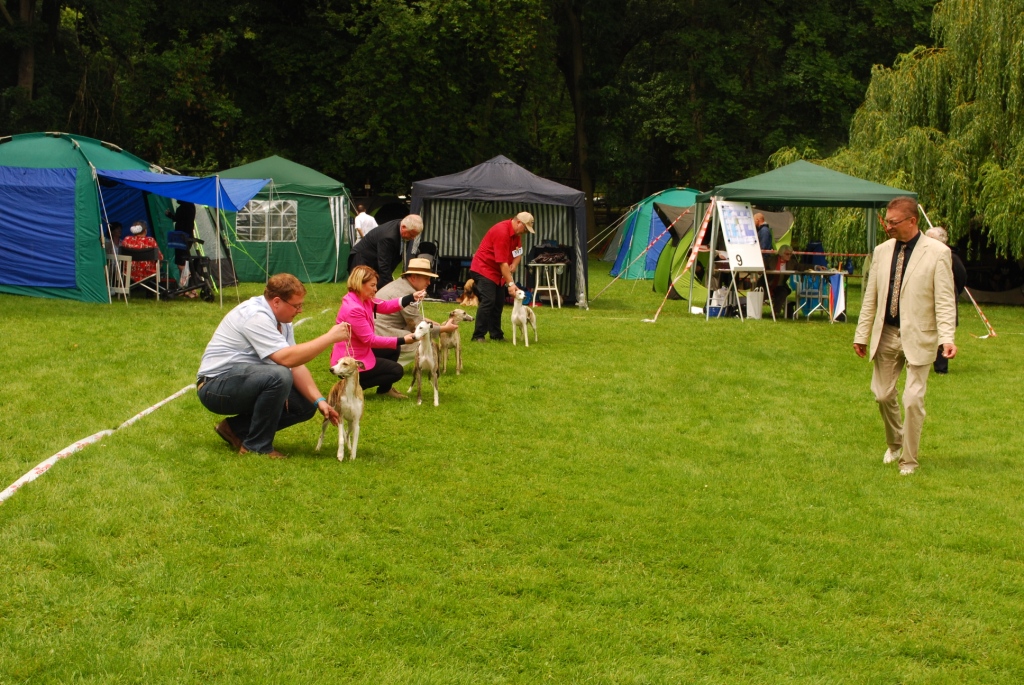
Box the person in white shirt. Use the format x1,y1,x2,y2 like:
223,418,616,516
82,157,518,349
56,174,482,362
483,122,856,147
196,273,351,458
353,204,378,242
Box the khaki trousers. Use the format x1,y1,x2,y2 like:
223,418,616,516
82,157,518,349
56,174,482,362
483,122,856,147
870,325,931,468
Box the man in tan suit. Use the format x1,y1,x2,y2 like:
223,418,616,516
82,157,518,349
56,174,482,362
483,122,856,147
854,196,958,475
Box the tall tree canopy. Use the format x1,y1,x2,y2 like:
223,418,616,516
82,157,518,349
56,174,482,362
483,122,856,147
1,0,935,219
775,0,1024,258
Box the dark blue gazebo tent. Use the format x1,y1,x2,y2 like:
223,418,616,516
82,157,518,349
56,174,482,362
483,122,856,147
411,156,588,306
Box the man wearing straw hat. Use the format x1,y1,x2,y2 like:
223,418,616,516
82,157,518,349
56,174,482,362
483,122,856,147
469,212,535,342
375,257,459,365
854,196,957,476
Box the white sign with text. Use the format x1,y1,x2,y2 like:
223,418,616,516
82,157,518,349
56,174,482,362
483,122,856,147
717,201,765,271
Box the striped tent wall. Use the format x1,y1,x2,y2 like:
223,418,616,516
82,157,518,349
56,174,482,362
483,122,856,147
421,199,583,303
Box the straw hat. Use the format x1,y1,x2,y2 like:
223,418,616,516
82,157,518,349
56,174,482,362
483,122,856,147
402,257,439,278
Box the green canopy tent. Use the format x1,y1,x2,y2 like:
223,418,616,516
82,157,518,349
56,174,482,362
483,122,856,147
219,155,350,283
694,160,916,253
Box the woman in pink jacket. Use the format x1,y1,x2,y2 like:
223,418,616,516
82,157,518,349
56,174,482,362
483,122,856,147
331,265,425,398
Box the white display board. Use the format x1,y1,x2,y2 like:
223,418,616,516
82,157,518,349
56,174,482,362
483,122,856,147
717,201,765,271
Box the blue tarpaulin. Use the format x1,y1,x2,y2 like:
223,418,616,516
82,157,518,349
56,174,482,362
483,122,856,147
96,169,269,212
0,166,78,288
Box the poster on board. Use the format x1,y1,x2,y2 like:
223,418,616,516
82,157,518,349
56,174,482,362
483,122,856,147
717,201,765,271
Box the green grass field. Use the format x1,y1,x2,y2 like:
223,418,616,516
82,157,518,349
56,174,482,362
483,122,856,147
1,261,1022,683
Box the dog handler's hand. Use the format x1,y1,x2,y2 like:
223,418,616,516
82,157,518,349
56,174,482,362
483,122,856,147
853,343,867,358
327,322,351,343
319,401,340,427
942,342,957,359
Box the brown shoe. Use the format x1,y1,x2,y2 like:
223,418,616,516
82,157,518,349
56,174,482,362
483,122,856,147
215,420,243,451
382,388,408,399
238,446,288,459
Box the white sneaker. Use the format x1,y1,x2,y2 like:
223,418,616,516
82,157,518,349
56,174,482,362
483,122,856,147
883,447,902,465
899,465,917,476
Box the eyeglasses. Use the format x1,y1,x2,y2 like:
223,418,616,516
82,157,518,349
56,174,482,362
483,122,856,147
884,216,913,228
279,298,304,313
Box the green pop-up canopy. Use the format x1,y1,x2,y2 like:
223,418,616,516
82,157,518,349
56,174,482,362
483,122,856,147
695,160,915,207
695,160,916,252
219,155,350,283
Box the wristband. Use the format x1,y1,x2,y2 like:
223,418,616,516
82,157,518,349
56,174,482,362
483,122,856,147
315,397,327,406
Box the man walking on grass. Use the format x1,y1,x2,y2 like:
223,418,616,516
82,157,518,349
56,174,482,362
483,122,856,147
853,196,957,475
196,273,351,458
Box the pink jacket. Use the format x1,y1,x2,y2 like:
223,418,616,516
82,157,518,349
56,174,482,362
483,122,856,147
330,291,403,368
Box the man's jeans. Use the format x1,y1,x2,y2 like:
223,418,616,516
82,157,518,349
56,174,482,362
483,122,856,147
197,363,316,454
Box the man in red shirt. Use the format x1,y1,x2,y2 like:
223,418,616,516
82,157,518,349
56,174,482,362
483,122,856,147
469,212,534,342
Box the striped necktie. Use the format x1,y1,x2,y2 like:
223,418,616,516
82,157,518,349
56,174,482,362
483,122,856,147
890,243,907,319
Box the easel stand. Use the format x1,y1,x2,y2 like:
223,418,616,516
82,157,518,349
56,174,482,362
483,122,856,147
703,198,775,322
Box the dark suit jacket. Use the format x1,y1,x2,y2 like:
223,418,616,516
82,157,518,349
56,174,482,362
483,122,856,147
350,219,403,288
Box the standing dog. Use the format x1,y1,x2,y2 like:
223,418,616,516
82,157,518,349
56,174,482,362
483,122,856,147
511,290,538,346
316,356,365,461
408,320,440,406
439,308,474,375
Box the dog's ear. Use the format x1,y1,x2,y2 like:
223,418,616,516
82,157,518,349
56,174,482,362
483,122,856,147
356,360,366,370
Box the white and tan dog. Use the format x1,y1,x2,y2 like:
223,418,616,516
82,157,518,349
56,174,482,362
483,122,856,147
408,320,440,406
316,356,365,461
511,289,537,346
439,308,474,375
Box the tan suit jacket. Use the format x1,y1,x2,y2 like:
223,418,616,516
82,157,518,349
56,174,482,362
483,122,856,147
854,233,957,366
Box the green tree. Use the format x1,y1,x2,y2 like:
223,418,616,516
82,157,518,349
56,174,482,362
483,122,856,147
774,0,1024,258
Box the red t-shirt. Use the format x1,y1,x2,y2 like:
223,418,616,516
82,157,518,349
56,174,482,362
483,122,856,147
470,219,523,286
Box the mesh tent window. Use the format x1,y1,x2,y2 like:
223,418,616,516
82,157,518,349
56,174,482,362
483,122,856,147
236,200,298,242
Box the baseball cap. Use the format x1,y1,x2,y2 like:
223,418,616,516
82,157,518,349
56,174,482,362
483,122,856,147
516,212,535,234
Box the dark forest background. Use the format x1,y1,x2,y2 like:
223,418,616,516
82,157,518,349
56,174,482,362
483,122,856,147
2,0,937,219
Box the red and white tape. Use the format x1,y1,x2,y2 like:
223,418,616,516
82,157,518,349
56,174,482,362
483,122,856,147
2,383,196,505
0,429,115,504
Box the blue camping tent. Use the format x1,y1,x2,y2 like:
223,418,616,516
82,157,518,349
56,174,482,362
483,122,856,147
607,188,700,280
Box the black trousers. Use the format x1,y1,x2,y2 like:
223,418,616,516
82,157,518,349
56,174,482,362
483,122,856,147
359,347,404,393
470,271,505,340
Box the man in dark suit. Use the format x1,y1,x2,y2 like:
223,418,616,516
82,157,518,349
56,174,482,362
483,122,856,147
349,214,423,288
926,226,967,374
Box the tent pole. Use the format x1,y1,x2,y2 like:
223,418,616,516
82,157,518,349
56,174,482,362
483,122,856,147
865,208,875,255
919,205,936,230
91,165,129,305
686,215,699,306
705,200,720,321
217,175,223,308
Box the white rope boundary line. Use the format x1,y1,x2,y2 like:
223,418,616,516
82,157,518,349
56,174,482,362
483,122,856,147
1,308,337,506
0,383,197,506
0,430,116,505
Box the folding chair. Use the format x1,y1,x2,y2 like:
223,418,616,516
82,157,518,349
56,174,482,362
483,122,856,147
106,253,132,303
118,246,161,300
794,274,829,320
